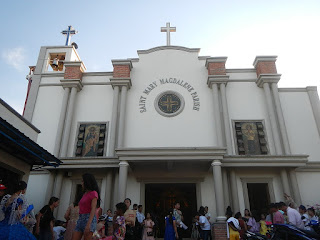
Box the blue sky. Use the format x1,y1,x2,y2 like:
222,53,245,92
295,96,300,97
1,0,320,114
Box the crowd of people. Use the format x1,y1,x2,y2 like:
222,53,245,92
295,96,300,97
225,195,319,240
1,178,319,240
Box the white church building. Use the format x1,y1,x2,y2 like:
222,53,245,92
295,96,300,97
24,24,320,237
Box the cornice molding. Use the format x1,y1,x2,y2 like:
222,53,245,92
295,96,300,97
82,72,113,77
205,57,228,68
60,79,83,91
207,75,230,88
137,46,200,54
109,78,132,89
256,74,282,88
253,55,278,67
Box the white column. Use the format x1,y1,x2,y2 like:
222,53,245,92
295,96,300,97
289,169,302,205
280,169,291,196
108,86,120,156
105,171,113,210
263,82,282,155
230,169,240,213
212,160,226,222
222,168,230,209
118,161,129,202
307,87,320,136
53,87,70,157
220,83,233,154
118,86,128,147
45,171,56,204
212,84,223,146
60,87,77,157
113,171,119,209
52,171,64,217
271,83,291,154
100,176,108,210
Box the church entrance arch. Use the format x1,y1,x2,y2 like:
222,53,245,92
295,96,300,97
145,183,197,238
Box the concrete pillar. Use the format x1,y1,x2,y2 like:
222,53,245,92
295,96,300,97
113,171,119,209
280,169,291,197
289,169,302,205
222,168,230,209
118,86,128,147
108,86,120,156
53,87,70,157
212,160,226,222
220,83,233,154
230,169,240,213
60,87,77,157
307,87,320,136
45,171,56,204
118,161,129,202
104,171,113,210
212,84,223,146
52,171,64,217
271,83,291,154
263,82,282,155
100,176,108,210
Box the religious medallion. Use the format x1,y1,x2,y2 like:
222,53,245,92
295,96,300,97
154,91,185,117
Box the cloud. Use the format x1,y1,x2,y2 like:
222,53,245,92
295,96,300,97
2,47,26,72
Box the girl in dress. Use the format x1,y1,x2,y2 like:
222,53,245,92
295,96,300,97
0,181,36,240
142,212,155,240
259,214,267,235
234,212,247,240
164,209,178,240
113,202,127,240
226,207,240,240
72,173,101,240
64,194,82,240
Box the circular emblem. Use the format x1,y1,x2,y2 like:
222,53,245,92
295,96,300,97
155,91,185,117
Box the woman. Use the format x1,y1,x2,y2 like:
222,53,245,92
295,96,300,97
142,212,155,240
243,209,251,223
0,181,36,240
198,207,211,240
246,212,260,234
72,173,101,240
164,209,178,240
234,212,247,240
36,196,60,240
123,198,136,240
64,194,82,240
226,207,240,240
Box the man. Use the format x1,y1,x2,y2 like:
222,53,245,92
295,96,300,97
173,202,185,240
132,204,138,211
0,184,6,202
204,206,212,240
124,198,136,240
135,205,145,240
299,205,310,230
269,203,284,224
279,201,304,228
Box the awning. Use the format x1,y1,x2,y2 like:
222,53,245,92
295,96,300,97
0,117,61,168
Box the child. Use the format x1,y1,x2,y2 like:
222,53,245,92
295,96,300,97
113,202,127,240
259,214,267,235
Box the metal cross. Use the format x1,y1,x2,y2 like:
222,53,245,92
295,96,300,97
61,26,78,46
161,22,176,46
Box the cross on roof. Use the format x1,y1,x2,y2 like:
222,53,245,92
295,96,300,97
161,22,176,46
61,26,78,46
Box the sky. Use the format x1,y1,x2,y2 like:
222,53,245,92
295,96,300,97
0,0,320,114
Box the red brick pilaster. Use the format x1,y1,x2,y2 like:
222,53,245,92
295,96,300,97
253,56,278,77
206,57,228,75
63,61,86,80
112,60,132,78
212,222,228,240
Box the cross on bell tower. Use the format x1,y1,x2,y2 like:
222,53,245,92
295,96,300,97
161,22,176,46
61,25,78,46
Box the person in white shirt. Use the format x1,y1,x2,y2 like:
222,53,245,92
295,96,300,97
308,208,319,222
197,207,211,240
279,202,304,229
299,205,310,230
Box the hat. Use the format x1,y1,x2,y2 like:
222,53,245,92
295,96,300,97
0,184,6,190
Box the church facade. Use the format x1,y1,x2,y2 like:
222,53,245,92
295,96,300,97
24,30,320,234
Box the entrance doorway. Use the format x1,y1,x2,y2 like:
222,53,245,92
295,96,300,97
247,183,270,220
145,183,197,238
